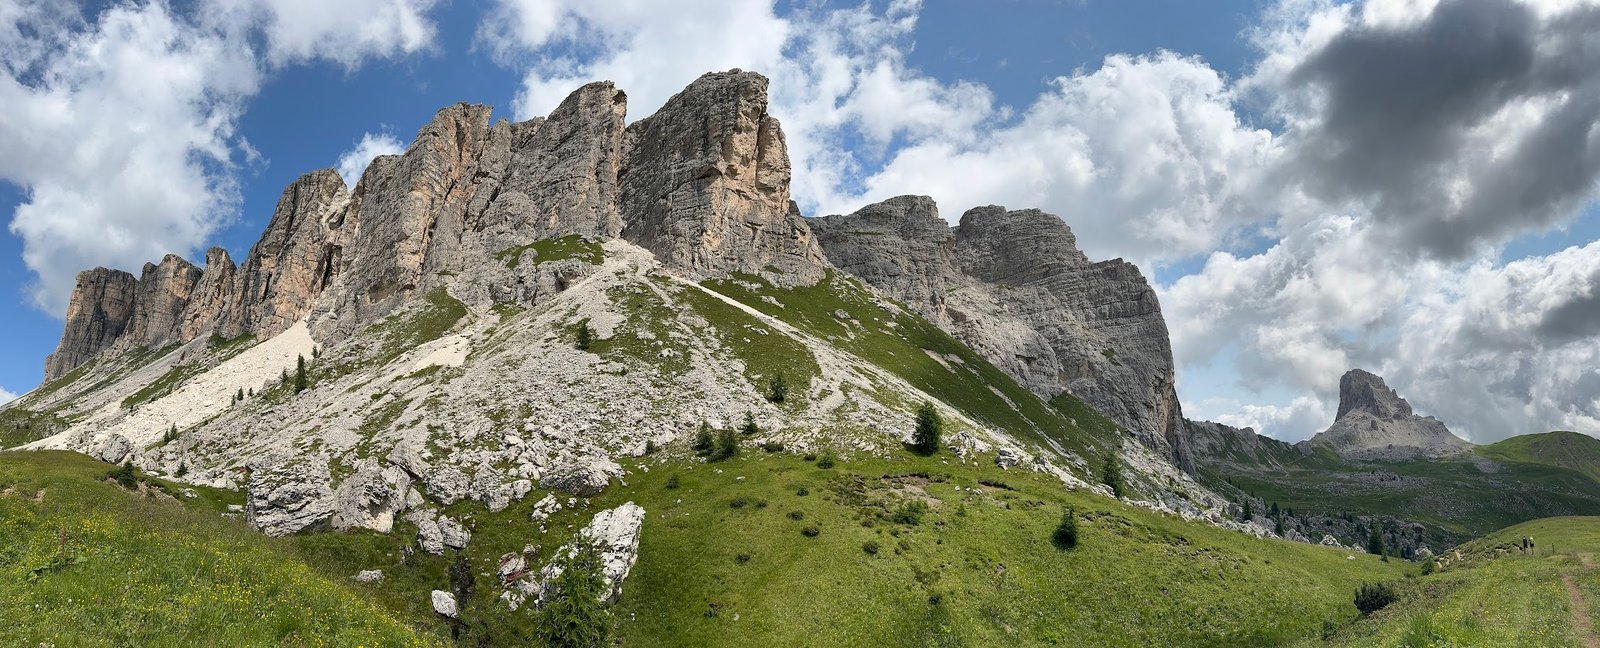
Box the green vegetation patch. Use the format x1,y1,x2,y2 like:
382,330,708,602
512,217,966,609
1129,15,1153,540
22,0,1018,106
493,235,604,270
0,451,439,646
705,271,1113,459
1478,431,1600,483
0,408,67,449
673,283,821,406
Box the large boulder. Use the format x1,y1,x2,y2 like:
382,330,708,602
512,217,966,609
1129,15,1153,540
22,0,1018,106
539,457,619,496
246,459,335,537
537,502,646,604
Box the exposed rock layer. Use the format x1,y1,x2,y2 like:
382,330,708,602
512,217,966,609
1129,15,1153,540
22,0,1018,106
810,197,1195,472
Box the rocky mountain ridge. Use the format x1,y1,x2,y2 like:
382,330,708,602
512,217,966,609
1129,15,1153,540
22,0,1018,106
1301,369,1472,461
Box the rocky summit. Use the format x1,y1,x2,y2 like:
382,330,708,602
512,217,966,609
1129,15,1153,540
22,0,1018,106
1300,369,1472,461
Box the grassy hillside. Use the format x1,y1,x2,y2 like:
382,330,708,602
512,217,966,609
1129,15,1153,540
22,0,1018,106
0,451,439,646
1312,517,1600,647
1479,432,1600,483
1,446,1411,646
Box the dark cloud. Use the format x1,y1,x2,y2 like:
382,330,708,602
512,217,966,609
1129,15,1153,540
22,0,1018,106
1535,273,1600,344
1279,0,1600,258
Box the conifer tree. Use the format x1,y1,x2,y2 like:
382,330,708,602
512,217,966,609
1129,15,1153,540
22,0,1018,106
911,401,942,455
1102,455,1125,498
293,355,307,393
693,421,713,453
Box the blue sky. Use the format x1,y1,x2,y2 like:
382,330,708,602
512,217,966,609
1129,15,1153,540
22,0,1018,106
4,0,1600,443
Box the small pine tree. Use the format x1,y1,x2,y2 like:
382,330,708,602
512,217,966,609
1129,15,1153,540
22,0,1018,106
575,320,593,351
293,355,307,393
1367,527,1385,556
767,374,787,403
693,422,713,454
1242,500,1253,521
740,411,759,436
163,424,178,444
1420,555,1437,575
644,439,657,455
1269,502,1280,518
533,545,614,647
715,428,738,460
1102,456,1125,498
911,401,942,455
236,387,244,403
1053,506,1079,549
1275,516,1285,536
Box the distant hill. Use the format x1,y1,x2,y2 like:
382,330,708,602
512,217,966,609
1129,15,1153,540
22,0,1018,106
1477,431,1600,483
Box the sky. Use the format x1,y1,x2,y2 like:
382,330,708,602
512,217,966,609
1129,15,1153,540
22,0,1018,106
2,0,1599,444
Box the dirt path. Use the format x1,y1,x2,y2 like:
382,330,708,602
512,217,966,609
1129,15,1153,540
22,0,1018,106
1564,571,1600,648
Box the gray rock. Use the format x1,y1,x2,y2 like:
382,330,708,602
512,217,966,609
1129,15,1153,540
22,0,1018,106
246,459,335,537
124,254,203,347
44,267,139,380
538,502,646,604
406,509,446,555
352,570,384,583
1300,369,1472,460
484,479,533,513
330,464,409,533
174,248,236,340
93,434,134,465
431,590,458,618
424,465,471,505
539,457,618,496
439,515,471,549
221,169,352,340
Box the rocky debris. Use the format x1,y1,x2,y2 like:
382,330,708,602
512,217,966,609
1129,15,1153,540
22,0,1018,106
810,198,1195,472
1300,369,1472,461
1320,535,1344,548
423,465,472,505
439,515,472,549
405,508,469,554
329,464,410,533
497,551,539,611
93,434,134,465
431,590,458,618
125,255,203,347
529,493,562,526
352,570,384,583
538,502,646,605
44,267,139,380
995,446,1024,469
484,478,533,513
386,443,430,479
246,459,335,536
539,456,620,496
619,70,826,287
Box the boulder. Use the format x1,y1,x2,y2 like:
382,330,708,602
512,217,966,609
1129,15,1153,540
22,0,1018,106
246,460,335,537
540,457,619,496
537,502,646,604
330,464,410,533
94,434,134,465
352,570,384,583
431,590,458,618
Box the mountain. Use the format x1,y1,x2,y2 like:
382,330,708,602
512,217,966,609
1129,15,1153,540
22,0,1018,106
1477,431,1600,482
1299,369,1472,461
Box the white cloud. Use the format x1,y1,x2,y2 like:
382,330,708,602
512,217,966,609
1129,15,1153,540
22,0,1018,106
336,132,406,188
0,386,17,405
0,1,443,315
1211,395,1332,442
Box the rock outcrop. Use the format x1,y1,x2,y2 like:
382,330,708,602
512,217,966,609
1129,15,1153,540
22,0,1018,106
124,255,203,347
1300,369,1472,461
44,268,140,380
175,248,237,340
537,502,646,604
620,70,826,287
810,198,1195,472
1187,419,1302,468
227,169,351,340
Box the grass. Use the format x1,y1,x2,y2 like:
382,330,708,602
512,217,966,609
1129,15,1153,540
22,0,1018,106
1310,517,1600,647
674,282,822,406
0,450,440,646
704,271,1114,462
493,235,604,269
0,408,67,449
1478,432,1600,483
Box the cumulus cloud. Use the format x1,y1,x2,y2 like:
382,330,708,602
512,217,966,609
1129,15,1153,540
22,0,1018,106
0,386,18,405
0,1,443,315
336,132,406,188
1210,395,1333,441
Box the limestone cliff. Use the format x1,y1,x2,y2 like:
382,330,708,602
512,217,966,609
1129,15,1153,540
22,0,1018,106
43,268,139,380
811,198,1195,472
1300,369,1472,460
124,255,203,348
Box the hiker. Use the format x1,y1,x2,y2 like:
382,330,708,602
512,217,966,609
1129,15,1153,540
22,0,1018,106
1520,536,1529,555
1529,536,1535,556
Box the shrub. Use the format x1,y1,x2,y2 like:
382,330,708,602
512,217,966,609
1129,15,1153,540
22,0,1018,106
162,425,178,445
801,526,821,538
1242,500,1253,521
1368,527,1385,556
1102,456,1125,498
795,486,810,497
1354,582,1396,615
735,553,752,565
862,541,880,555
761,441,784,453
574,320,593,351
729,497,748,509
107,462,138,489
788,510,805,521
740,411,759,436
293,355,307,393
802,453,818,462
533,544,613,647
1053,506,1079,549
910,401,942,454
693,422,713,454
713,428,738,460
767,374,787,403
665,474,680,490
816,453,836,469
892,500,929,526
644,439,658,455
1420,556,1437,575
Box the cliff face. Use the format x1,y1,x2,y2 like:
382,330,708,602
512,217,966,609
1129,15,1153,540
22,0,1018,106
43,268,139,380
1300,369,1473,461
810,198,1195,472
124,255,203,348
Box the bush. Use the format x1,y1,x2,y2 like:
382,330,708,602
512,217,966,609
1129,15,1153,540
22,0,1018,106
767,374,787,403
910,401,942,455
1102,456,1125,498
107,462,138,489
862,541,880,555
1354,582,1396,615
713,428,738,461
1053,506,1079,549
162,425,178,445
734,553,752,565
693,422,713,454
1420,556,1437,575
533,544,613,647
795,486,810,497
761,441,784,453
740,411,759,436
643,439,658,455
1368,527,1385,556
892,500,930,526
800,525,821,537
816,453,836,469
729,497,748,509
294,355,308,393
665,474,680,490
788,510,805,521
802,453,817,462
574,320,593,351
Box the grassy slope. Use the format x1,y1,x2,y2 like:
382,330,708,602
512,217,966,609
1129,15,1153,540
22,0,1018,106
0,451,440,647
1312,517,1600,647
1479,432,1600,483
1199,446,1600,543
704,271,1115,463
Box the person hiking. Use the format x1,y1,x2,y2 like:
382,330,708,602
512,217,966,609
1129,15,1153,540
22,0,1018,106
1520,536,1529,555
